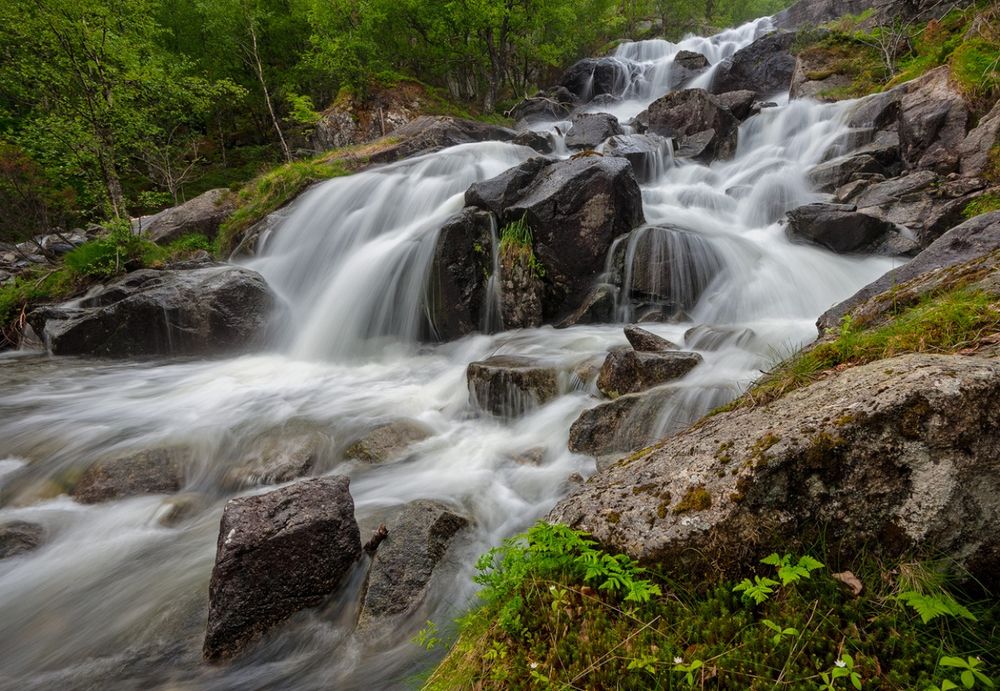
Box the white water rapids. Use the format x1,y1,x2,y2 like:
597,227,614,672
0,17,901,690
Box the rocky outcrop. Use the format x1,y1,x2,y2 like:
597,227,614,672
0,521,44,559
499,244,545,329
551,353,1000,584
789,48,853,101
597,348,702,397
819,211,1000,330
344,420,432,463
898,67,970,174
466,156,645,319
568,385,681,461
427,208,497,341
310,81,434,152
358,501,468,632
467,356,559,417
559,58,638,102
958,99,1000,178
558,283,618,327
709,31,797,100
634,90,740,163
670,50,711,88
785,202,914,255
565,113,624,150
203,477,361,661
140,189,235,245
602,134,673,182
773,0,875,29
28,265,275,357
808,154,889,193
72,447,186,504
624,325,678,352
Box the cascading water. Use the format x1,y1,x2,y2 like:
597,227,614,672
0,16,902,691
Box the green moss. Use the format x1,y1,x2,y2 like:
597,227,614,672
498,215,545,278
215,155,350,254
964,193,1000,219
426,523,999,690
673,484,712,514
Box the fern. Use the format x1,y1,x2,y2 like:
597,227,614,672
897,591,978,624
761,552,825,586
733,575,780,604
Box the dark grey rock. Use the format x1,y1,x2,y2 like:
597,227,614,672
634,89,740,163
808,154,888,193
28,265,275,358
368,117,518,165
0,521,44,559
709,31,797,100
624,325,678,352
512,130,555,154
344,420,432,463
597,348,702,397
358,500,468,631
225,425,331,489
141,189,235,245
568,385,680,459
560,58,638,101
898,66,970,174
203,477,361,661
602,134,673,182
565,113,624,150
785,202,901,254
558,284,618,327
958,99,1000,178
467,356,559,418
712,90,757,120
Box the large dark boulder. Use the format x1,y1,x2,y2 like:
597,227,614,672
0,521,44,559
634,89,740,163
139,189,235,245
358,501,468,632
559,58,638,101
72,447,186,504
464,158,555,216
597,347,702,397
427,208,497,341
785,202,908,255
468,157,645,318
511,86,578,123
203,477,361,661
709,31,797,100
773,0,875,29
602,134,673,182
550,353,1000,586
808,153,889,192
711,90,757,120
28,265,275,357
565,113,624,150
467,356,559,418
819,211,1000,331
898,66,971,174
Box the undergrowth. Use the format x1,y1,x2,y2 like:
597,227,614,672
423,523,998,690
964,193,1000,219
714,284,1000,413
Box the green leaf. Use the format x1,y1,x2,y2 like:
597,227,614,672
962,670,974,688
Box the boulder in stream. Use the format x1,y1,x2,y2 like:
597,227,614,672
601,134,673,182
709,30,797,100
28,265,276,358
0,521,45,559
72,447,187,504
785,202,908,255
634,89,740,163
467,356,559,417
344,420,432,463
568,385,680,461
624,325,678,352
225,426,331,489
203,476,361,661
597,347,702,397
358,500,468,633
564,113,624,150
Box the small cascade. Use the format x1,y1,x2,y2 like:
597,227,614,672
479,215,505,333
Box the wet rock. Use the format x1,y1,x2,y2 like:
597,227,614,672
808,154,888,193
550,354,1000,586
512,130,555,154
511,86,577,123
602,134,673,182
958,99,1000,178
709,31,797,100
358,500,468,632
28,265,275,358
367,117,518,165
72,447,186,504
139,189,235,245
344,420,432,464
568,385,680,459
203,476,361,661
597,348,702,397
634,89,740,163
819,211,1000,331
853,171,987,246
0,521,44,559
565,113,624,150
711,90,757,120
845,89,902,130
898,66,970,174
467,356,559,417
465,158,556,217
511,447,547,466
226,427,330,488
684,324,755,351
427,208,497,340
558,283,618,327
624,325,678,352
157,493,209,527
785,202,906,254
477,156,645,318
499,245,545,329
559,58,638,101
674,50,709,71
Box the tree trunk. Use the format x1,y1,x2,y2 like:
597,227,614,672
247,20,292,163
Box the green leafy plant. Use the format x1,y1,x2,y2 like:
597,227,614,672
412,620,440,651
498,215,545,278
762,618,800,645
932,656,995,689
763,553,826,586
673,658,704,687
819,652,863,690
897,590,978,624
733,575,780,604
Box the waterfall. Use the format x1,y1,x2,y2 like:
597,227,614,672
0,16,902,690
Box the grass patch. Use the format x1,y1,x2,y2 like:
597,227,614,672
499,215,545,278
717,285,1000,413
964,193,1000,219
424,523,998,690
215,155,350,254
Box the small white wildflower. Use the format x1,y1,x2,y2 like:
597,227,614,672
835,659,847,668
673,657,684,665
530,662,538,669
549,585,556,591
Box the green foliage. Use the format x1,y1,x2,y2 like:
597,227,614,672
426,533,999,690
897,590,978,625
763,552,825,586
935,655,995,689
499,215,545,278
963,194,1000,219
733,575,780,604
216,155,348,253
